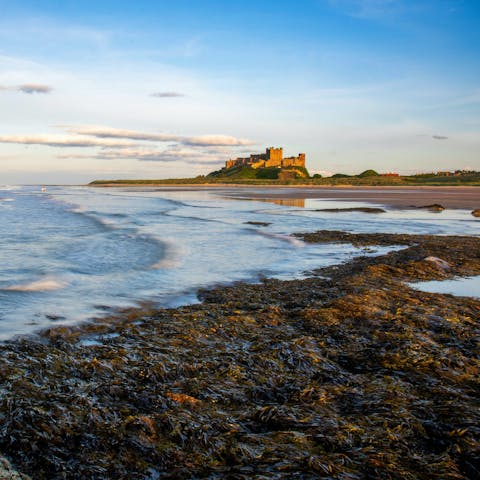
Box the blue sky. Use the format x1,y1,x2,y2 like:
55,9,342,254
0,0,479,183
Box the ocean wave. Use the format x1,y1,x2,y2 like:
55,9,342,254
150,238,186,269
68,205,123,232
163,212,230,225
254,230,305,247
5,277,67,292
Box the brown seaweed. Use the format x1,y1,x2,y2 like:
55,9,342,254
0,231,478,479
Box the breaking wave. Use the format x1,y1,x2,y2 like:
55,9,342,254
151,239,185,269
5,277,67,292
254,230,305,247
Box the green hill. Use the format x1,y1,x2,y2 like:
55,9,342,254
89,171,480,187
207,165,310,180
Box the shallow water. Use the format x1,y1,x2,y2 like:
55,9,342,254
0,185,479,339
410,276,480,299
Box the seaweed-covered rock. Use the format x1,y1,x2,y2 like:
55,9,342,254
417,203,445,211
315,207,386,213
0,456,30,480
424,256,451,271
0,231,479,479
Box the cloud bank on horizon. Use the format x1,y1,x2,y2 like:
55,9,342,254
0,0,478,183
0,126,254,165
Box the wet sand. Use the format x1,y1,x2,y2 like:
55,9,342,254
221,186,480,210
95,184,480,210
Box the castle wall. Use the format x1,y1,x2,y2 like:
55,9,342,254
281,154,305,168
265,158,282,168
251,160,266,169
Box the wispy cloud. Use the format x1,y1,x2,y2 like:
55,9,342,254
0,83,53,94
58,146,225,164
150,91,185,98
0,126,252,168
0,134,136,148
17,84,53,94
183,135,253,147
63,125,181,142
62,125,254,147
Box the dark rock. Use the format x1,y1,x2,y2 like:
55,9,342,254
315,207,386,213
45,314,66,321
417,204,445,211
244,221,271,226
424,256,451,270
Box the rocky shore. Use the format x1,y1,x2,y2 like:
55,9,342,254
0,231,479,479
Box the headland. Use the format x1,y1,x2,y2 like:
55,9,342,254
90,145,480,187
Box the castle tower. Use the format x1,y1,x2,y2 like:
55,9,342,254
266,147,283,162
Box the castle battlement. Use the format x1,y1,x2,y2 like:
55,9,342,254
225,147,305,170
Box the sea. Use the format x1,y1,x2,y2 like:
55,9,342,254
1,185,479,340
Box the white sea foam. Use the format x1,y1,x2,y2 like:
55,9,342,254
0,185,478,341
5,278,67,292
151,238,185,269
256,230,305,247
69,205,121,230
0,198,14,202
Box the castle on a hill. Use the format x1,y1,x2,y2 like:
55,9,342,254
225,147,305,170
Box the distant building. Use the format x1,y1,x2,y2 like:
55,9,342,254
225,147,306,170
380,173,399,177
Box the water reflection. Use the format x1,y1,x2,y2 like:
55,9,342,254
263,198,306,208
410,276,480,299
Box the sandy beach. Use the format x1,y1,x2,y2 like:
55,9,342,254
219,185,480,210
94,185,480,210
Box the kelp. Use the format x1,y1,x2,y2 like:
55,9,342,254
0,231,478,479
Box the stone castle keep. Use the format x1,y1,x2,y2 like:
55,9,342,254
225,147,306,170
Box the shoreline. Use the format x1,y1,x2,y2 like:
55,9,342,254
91,184,480,210
0,230,479,478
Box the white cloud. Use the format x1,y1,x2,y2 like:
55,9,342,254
150,91,185,98
182,135,253,147
61,125,254,147
310,169,334,177
0,83,53,94
62,125,182,142
0,134,137,148
58,146,225,164
17,83,53,94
